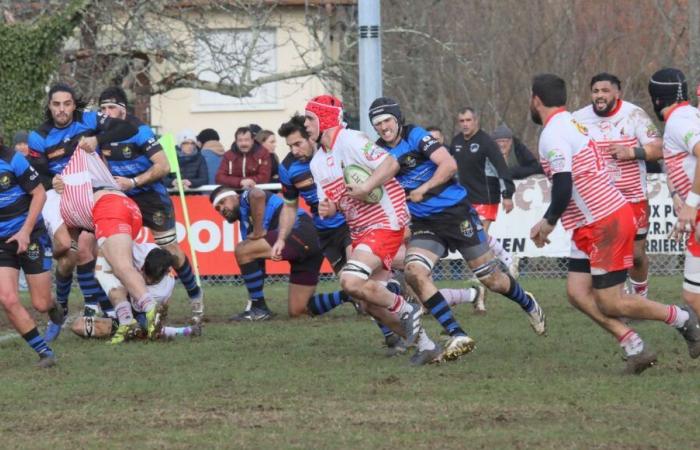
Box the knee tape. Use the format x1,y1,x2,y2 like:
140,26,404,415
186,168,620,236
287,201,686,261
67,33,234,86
684,253,700,294
404,253,434,272
94,256,124,295
473,259,499,281
154,229,177,246
341,260,372,280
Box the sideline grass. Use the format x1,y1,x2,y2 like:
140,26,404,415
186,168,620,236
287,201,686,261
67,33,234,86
1,276,699,449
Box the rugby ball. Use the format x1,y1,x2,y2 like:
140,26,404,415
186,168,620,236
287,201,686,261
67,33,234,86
343,164,384,204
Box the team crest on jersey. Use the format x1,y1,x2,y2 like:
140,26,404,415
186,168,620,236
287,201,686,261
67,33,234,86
152,211,165,226
0,174,10,190
26,242,40,261
362,142,384,161
646,124,660,138
547,149,567,172
469,143,480,153
460,220,473,237
683,131,700,147
404,155,417,168
572,119,588,136
598,121,612,134
122,146,132,159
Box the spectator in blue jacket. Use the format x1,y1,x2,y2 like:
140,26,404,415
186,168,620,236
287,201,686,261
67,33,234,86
197,128,224,185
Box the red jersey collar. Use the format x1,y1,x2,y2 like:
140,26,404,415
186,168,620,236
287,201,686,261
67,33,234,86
602,99,623,117
543,107,567,127
664,101,690,121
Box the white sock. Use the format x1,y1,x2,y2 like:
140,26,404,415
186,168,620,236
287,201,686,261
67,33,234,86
440,288,477,306
665,305,690,328
115,302,134,326
132,293,155,313
488,235,512,266
161,326,192,338
416,328,436,351
619,330,644,357
628,278,649,298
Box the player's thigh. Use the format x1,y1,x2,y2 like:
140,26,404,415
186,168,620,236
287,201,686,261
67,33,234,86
234,238,272,264
0,266,20,308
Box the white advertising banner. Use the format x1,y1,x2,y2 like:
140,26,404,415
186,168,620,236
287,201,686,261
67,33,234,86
447,175,684,259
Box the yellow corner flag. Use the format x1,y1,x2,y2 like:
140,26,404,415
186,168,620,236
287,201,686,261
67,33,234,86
159,133,201,286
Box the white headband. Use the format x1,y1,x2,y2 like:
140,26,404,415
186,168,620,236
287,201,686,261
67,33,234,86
371,113,395,126
212,190,238,207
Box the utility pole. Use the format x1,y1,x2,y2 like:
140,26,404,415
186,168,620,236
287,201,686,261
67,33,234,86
358,0,382,138
690,0,700,98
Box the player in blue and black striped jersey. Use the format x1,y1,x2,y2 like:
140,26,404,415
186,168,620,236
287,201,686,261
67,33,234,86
363,97,547,360
97,87,204,324
210,185,350,321
28,83,139,341
0,145,64,367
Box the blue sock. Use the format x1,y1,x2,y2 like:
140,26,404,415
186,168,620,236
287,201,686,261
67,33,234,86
175,257,201,300
377,321,394,338
55,269,72,314
77,260,107,310
504,274,534,312
386,279,402,295
307,290,349,316
240,261,267,309
424,291,467,337
23,327,53,356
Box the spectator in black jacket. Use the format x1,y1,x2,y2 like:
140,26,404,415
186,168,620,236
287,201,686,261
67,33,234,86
491,124,544,179
167,129,208,189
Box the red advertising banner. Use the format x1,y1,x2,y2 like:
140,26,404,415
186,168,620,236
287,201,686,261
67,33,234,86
135,194,333,276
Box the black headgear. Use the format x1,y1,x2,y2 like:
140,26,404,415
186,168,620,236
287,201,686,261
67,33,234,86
98,86,128,109
368,97,404,126
648,68,688,121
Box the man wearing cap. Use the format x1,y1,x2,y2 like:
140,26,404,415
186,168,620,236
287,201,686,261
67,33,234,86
97,86,204,324
491,124,543,180
28,83,138,341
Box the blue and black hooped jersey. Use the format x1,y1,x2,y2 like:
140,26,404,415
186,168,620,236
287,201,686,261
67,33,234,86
239,190,306,240
0,147,43,238
378,125,466,218
28,111,112,182
279,153,346,230
101,114,166,196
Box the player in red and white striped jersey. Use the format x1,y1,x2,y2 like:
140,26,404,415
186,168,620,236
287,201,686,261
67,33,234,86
650,68,700,348
529,73,700,374
573,73,663,298
302,95,428,354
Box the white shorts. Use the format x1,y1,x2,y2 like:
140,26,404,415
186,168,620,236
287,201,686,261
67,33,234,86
42,189,65,239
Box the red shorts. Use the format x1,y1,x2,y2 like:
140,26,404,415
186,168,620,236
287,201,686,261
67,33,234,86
352,228,405,270
571,204,635,274
93,194,143,241
472,203,499,222
630,200,649,236
687,210,700,257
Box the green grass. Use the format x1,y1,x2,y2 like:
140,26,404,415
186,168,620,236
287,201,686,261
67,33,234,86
1,276,699,449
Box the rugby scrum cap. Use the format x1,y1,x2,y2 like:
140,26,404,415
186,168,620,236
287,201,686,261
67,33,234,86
648,68,687,121
368,97,403,125
99,86,128,109
305,95,344,133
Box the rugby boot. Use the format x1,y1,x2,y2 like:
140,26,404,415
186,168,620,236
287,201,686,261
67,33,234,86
109,320,139,345
384,333,408,357
145,306,164,339
229,306,273,322
525,292,547,336
37,351,57,369
622,348,658,375
398,301,423,346
45,301,66,343
677,306,700,358
409,343,444,366
443,334,476,361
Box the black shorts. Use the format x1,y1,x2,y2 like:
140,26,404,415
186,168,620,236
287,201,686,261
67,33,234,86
317,224,352,273
409,199,490,261
265,215,323,286
130,189,175,232
0,226,52,275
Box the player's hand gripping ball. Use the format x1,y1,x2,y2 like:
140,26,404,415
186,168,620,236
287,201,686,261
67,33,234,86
343,164,384,204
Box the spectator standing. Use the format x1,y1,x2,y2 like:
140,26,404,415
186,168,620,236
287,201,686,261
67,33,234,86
167,129,208,189
256,129,280,184
491,124,543,179
215,126,272,189
197,128,224,185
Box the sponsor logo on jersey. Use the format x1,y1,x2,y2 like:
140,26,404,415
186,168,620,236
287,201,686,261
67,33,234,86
294,177,314,189
547,149,567,172
362,142,384,161
469,143,480,153
572,119,588,136
683,131,699,147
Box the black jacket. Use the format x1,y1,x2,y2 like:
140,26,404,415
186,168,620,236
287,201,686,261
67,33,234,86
508,137,544,179
166,148,209,188
450,129,515,204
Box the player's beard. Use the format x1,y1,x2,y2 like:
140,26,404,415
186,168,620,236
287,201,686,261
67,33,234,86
593,98,617,117
530,105,542,125
224,206,240,224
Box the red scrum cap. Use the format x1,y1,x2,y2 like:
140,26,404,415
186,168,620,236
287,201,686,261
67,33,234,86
305,95,344,133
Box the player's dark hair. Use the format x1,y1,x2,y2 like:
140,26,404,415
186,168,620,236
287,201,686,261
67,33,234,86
590,72,621,90
45,83,87,123
209,185,236,204
426,126,442,133
532,74,567,107
278,115,309,139
143,248,176,283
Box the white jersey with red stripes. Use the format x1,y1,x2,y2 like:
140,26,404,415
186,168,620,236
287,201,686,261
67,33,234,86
309,128,409,239
573,100,660,203
538,109,626,230
60,148,117,231
661,102,700,199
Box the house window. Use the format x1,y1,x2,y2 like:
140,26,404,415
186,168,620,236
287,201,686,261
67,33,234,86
193,29,279,111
